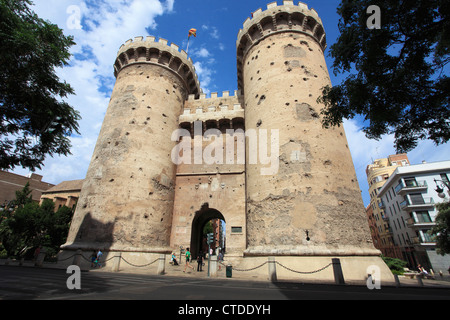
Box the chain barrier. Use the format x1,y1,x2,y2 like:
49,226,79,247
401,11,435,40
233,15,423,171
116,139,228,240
56,253,77,262
56,252,155,267
120,256,159,268
30,251,333,275
219,260,268,272
219,259,332,274
275,261,332,274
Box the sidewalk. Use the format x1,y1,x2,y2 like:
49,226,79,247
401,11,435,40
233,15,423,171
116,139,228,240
2,258,450,289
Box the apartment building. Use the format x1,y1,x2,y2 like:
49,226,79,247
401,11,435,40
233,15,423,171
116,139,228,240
366,154,410,259
378,160,450,273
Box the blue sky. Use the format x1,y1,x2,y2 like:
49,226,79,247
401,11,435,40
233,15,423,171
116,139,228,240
11,0,449,207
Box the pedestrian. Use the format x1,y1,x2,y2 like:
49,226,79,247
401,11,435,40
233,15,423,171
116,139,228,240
96,249,103,268
183,247,194,273
171,252,179,266
197,251,203,272
218,250,223,271
418,264,428,277
90,251,97,267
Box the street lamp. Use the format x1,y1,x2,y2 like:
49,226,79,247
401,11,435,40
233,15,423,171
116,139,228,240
434,179,450,199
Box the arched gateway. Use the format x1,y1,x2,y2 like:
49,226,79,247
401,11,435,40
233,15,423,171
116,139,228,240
190,203,225,259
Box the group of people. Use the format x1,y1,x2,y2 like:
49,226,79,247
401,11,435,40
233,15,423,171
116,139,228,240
182,248,206,273
169,247,223,273
90,249,103,268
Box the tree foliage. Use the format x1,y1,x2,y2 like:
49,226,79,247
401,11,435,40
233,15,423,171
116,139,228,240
381,255,408,275
0,184,74,258
430,201,450,256
319,0,450,152
0,0,80,171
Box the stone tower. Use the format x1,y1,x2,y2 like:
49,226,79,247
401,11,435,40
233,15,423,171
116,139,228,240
237,1,379,257
232,1,393,282
62,37,200,256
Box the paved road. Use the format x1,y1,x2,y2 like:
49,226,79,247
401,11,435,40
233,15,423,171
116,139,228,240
1,265,449,301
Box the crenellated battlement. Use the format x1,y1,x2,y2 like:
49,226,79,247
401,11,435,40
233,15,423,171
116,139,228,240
236,1,327,93
236,1,326,53
187,90,242,101
180,90,244,123
114,36,201,97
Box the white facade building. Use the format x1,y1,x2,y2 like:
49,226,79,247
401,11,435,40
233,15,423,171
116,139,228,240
378,160,450,273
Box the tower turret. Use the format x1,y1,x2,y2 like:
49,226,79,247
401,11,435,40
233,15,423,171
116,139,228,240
62,37,200,254
238,1,380,257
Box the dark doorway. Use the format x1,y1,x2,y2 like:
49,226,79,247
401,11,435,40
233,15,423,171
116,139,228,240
190,203,225,259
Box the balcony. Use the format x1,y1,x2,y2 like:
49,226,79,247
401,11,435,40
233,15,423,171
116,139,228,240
406,217,436,229
394,180,428,195
400,197,434,211
411,235,436,246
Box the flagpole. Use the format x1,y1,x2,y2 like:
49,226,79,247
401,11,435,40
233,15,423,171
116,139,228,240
186,36,191,55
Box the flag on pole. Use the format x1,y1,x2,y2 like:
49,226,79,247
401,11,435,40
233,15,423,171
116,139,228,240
188,28,197,38
186,28,197,54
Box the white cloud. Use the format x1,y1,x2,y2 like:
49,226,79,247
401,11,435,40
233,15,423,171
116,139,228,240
194,61,215,93
201,24,220,39
194,48,211,58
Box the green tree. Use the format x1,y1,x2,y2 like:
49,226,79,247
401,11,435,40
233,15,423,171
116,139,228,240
0,185,74,258
430,201,450,255
381,255,408,275
0,0,80,171
5,201,41,256
203,220,214,235
319,0,450,153
12,181,33,208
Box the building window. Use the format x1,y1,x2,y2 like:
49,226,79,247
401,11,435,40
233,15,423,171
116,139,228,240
415,211,432,223
404,177,418,187
409,193,425,205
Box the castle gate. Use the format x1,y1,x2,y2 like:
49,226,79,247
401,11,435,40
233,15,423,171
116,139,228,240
190,204,225,259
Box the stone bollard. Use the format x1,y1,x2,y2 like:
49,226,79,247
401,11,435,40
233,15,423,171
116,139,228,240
417,275,424,287
332,258,345,285
268,257,277,282
35,248,46,267
394,274,401,287
210,255,218,277
111,252,122,272
157,254,166,275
